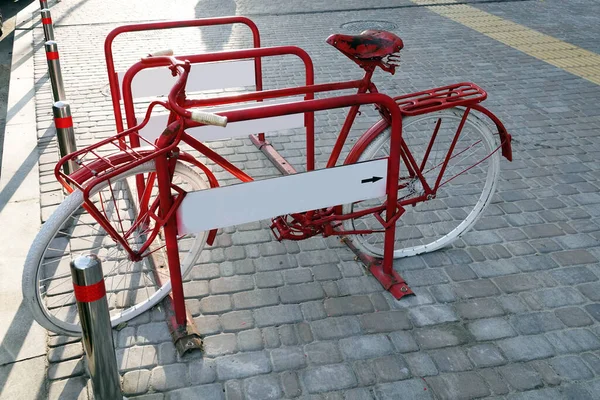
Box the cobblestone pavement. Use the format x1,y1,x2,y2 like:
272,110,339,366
20,0,600,398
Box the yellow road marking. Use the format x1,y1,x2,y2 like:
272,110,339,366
409,0,600,85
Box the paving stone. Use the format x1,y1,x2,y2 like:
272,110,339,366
353,359,377,386
559,384,595,400
467,344,507,368
220,311,254,332
151,364,188,392
414,324,471,350
224,380,243,400
199,295,232,314
522,224,564,239
210,276,255,294
136,322,172,344
262,327,281,349
404,352,438,377
516,254,560,272
122,369,151,396
471,259,520,278
372,355,411,382
232,289,279,309
216,352,271,380
278,325,299,346
466,317,517,341
117,345,158,372
270,346,306,372
510,312,565,335
531,287,586,308
255,272,285,288
283,268,314,284
47,343,84,363
430,285,458,303
188,359,217,385
430,348,473,372
244,374,282,400
301,301,327,321
311,316,363,340
454,279,500,299
256,255,298,272
578,282,600,301
553,249,598,266
254,304,303,327
545,329,600,354
157,342,177,365
374,379,433,400
167,384,224,400
498,336,555,362
237,328,264,352
204,333,237,357
305,341,343,365
408,305,458,327
550,355,594,381
389,331,420,353
183,281,210,298
312,264,342,281
369,293,390,312
455,298,505,320
297,250,340,267
303,364,357,394
499,363,543,391
280,282,325,303
493,273,546,293
584,304,600,322
280,371,302,398
499,295,530,314
359,310,412,333
554,307,594,327
193,315,221,336
551,266,598,285
581,352,600,375
479,368,509,395
344,388,374,400
426,372,490,400
402,269,450,286
337,277,383,296
339,334,393,360
324,296,374,316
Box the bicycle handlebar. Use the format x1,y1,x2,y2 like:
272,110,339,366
140,54,228,128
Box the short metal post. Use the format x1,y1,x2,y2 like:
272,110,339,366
41,9,55,41
70,255,122,400
45,41,65,102
39,0,48,10
52,101,78,174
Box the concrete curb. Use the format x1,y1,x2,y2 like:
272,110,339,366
0,1,48,399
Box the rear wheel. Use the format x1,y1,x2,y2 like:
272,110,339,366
23,161,208,336
343,107,500,258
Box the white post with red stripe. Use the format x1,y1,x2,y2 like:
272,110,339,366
52,101,78,174
45,40,65,102
39,0,48,9
41,9,55,41
70,255,122,400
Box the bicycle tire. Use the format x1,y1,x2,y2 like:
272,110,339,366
343,107,500,258
22,160,208,336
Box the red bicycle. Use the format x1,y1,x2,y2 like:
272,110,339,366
23,19,512,336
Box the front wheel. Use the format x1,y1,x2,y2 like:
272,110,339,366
22,160,208,336
343,107,500,258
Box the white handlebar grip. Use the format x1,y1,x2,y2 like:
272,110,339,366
191,111,228,127
149,49,174,57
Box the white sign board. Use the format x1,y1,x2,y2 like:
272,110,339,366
119,60,256,99
138,97,305,142
177,159,388,234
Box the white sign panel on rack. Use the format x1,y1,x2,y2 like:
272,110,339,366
176,158,389,234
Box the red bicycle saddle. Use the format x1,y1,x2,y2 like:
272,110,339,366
326,30,404,60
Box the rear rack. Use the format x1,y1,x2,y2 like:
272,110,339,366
395,82,487,116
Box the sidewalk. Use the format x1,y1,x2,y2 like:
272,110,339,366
2,0,600,399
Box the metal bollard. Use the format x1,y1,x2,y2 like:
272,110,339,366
70,255,122,400
52,101,78,174
41,9,55,41
44,41,65,102
39,0,48,9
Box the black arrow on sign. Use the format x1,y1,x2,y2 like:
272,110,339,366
361,176,383,184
